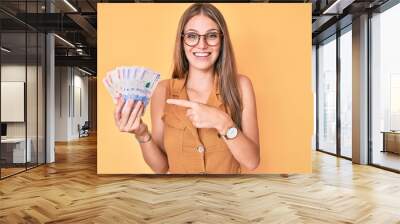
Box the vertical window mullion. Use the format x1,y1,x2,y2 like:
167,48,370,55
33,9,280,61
36,0,39,167
337,29,341,157
367,11,373,165
25,0,28,171
316,45,320,150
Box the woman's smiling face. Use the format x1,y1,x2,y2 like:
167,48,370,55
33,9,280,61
183,14,222,72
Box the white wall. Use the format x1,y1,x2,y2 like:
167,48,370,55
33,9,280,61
1,65,39,138
54,67,89,141
55,66,69,141
72,73,89,138
1,65,25,130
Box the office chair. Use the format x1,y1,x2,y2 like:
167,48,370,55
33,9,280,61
79,121,90,138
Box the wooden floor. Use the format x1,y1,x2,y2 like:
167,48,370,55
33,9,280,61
0,167,26,178
1,134,400,223
1,163,45,178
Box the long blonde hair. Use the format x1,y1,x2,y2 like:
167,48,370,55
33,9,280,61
171,3,243,130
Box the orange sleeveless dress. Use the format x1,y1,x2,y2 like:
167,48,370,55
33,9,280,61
162,76,241,174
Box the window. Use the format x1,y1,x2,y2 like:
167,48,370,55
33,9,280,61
371,2,400,171
317,36,337,154
339,28,352,158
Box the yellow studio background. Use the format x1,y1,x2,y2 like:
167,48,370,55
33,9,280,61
97,3,312,174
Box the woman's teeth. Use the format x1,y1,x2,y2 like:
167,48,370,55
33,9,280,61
193,52,211,57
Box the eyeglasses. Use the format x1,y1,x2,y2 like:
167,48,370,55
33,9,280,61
181,31,223,47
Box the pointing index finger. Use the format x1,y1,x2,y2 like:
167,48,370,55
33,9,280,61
166,99,195,108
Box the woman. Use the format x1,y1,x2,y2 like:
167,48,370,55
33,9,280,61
114,3,260,174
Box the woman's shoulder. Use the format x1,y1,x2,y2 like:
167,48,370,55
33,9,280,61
152,79,169,99
157,79,170,89
237,74,254,92
236,74,256,106
154,78,185,97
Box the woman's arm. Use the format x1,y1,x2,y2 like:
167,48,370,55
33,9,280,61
215,75,260,170
114,80,169,174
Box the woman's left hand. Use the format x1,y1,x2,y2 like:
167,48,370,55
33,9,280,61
166,99,233,134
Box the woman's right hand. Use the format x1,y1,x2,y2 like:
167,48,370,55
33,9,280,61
114,95,147,137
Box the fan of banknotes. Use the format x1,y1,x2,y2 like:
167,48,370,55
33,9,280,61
103,66,161,106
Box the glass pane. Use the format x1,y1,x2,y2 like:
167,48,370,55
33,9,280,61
1,30,27,177
38,32,45,165
318,36,337,154
340,29,352,158
0,1,46,178
390,75,400,130
27,31,38,169
371,3,400,171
